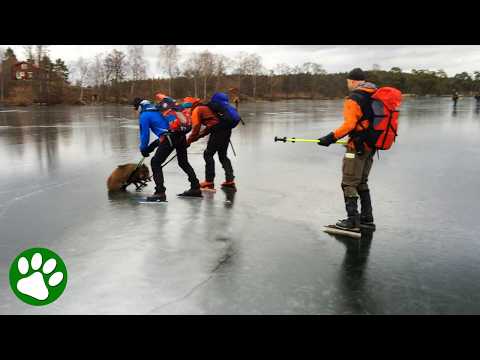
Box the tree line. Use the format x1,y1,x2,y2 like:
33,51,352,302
1,45,480,106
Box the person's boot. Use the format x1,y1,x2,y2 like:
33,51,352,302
199,181,215,190
336,197,360,231
178,187,203,197
359,189,376,230
221,180,236,191
146,192,167,202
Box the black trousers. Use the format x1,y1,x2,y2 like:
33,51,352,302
204,128,234,182
151,133,200,193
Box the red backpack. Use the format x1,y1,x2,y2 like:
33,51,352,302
369,87,402,150
163,107,192,134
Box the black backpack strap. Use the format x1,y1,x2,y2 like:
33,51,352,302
207,101,224,114
347,90,375,153
348,90,373,124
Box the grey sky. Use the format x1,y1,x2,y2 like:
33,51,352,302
2,45,480,78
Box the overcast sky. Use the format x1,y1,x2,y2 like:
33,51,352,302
2,45,480,78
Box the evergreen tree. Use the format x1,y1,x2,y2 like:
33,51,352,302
53,58,69,81
4,47,16,60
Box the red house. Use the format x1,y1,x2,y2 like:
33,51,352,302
12,62,39,80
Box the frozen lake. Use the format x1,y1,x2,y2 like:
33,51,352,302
1,97,480,314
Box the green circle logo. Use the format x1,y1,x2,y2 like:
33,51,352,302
9,248,68,306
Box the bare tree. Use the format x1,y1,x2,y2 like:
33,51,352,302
71,57,90,102
198,51,216,99
23,45,34,62
276,63,293,98
213,54,233,91
104,49,128,102
234,52,251,95
244,54,263,99
88,53,106,88
302,62,325,75
158,45,179,96
35,45,50,66
87,53,107,102
289,65,304,96
0,47,5,102
302,62,326,98
267,69,281,100
182,52,202,97
105,49,128,83
127,45,147,96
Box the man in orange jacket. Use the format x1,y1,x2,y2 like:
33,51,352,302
184,96,236,191
317,68,377,231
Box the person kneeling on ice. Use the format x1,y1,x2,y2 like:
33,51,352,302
184,93,241,191
317,68,401,231
133,97,202,202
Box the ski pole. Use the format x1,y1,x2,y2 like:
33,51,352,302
274,136,348,145
125,157,145,185
229,140,237,157
161,154,177,168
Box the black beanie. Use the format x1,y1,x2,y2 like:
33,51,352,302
133,97,142,109
347,68,366,81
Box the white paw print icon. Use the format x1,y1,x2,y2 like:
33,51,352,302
16,252,64,301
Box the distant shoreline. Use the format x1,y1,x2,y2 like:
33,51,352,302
0,94,473,108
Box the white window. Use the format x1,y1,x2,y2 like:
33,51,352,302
21,63,28,70
28,72,33,79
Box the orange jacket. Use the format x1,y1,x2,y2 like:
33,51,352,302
333,85,377,150
186,104,220,145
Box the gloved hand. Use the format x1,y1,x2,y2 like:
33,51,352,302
146,139,160,153
318,132,337,147
141,149,150,158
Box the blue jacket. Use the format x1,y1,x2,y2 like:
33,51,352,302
138,101,169,152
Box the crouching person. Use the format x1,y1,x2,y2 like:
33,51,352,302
133,97,201,202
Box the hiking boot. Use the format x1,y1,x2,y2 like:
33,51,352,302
221,180,236,190
360,214,375,224
360,217,376,231
178,188,203,197
359,189,376,230
336,217,360,231
146,192,167,202
336,197,360,231
200,181,215,190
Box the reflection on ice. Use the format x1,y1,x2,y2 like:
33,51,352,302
0,98,480,314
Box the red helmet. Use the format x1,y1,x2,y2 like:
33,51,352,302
183,97,201,104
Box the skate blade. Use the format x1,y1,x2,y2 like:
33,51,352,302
138,199,168,204
360,223,376,231
200,188,216,192
324,225,361,239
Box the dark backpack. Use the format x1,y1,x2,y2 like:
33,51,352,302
207,100,242,130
